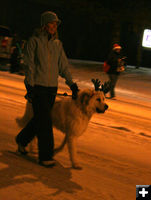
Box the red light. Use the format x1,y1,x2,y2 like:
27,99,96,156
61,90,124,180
1,37,8,48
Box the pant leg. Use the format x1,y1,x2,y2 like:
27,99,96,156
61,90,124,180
16,112,37,146
108,74,119,97
32,92,56,161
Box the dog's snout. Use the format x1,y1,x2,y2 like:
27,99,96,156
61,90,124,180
105,104,108,110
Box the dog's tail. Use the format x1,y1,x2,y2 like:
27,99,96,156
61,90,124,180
16,117,26,128
16,101,33,128
54,134,68,155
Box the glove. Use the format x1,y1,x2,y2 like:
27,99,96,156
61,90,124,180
70,83,79,100
24,83,34,103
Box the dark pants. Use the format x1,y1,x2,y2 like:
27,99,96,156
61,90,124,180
16,86,57,161
108,73,119,97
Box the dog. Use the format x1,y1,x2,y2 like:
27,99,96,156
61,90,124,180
16,88,108,169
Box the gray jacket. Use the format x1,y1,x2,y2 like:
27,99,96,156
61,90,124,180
24,30,74,88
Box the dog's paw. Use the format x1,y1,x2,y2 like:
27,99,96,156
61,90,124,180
72,164,82,170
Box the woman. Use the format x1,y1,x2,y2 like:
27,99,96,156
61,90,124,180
15,11,79,167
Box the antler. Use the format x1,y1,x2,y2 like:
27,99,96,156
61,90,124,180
91,79,111,94
91,79,101,91
101,81,111,94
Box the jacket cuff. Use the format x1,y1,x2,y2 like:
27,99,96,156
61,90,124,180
65,79,74,87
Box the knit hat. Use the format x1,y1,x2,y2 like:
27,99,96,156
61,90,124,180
41,11,61,27
113,43,121,50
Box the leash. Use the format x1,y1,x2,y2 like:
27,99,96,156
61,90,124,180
25,92,72,103
57,92,72,97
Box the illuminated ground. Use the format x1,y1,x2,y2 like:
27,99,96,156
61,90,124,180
0,62,151,200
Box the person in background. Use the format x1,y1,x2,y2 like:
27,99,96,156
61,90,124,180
10,41,21,73
15,11,79,167
10,40,25,74
106,43,126,99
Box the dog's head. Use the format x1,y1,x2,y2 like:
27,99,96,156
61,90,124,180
76,89,108,117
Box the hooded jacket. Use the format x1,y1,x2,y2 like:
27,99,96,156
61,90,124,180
23,29,74,88
106,50,122,74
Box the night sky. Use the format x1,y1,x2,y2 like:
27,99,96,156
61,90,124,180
1,0,151,67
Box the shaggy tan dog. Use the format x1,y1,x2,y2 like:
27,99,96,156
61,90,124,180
16,89,108,169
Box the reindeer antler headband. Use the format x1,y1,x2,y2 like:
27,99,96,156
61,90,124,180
91,79,111,94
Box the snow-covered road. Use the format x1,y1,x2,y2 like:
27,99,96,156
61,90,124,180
0,64,151,200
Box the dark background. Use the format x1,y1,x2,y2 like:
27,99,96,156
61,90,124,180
1,0,151,68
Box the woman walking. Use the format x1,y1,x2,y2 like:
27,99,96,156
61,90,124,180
15,11,79,167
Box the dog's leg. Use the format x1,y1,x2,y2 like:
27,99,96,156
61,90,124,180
54,134,68,155
67,136,82,170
